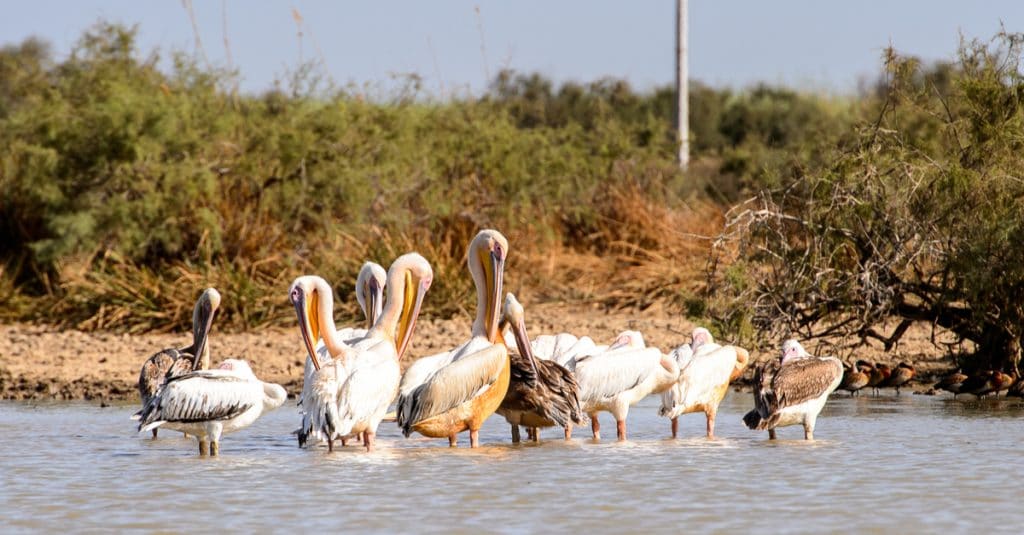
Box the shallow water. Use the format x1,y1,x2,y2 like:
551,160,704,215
2,392,1022,533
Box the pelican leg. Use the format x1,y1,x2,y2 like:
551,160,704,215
327,436,334,453
591,414,601,440
706,408,717,439
670,416,679,439
199,440,209,456
470,429,480,448
151,429,159,440
768,429,777,440
564,424,572,440
616,419,627,441
448,434,458,447
531,427,540,443
340,437,348,447
803,417,816,441
210,441,219,456
364,431,375,453
511,425,521,443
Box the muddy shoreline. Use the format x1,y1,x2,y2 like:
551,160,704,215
0,303,957,402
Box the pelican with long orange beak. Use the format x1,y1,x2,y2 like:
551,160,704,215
292,263,386,446
291,254,431,452
396,229,511,448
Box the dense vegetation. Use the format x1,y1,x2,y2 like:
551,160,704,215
0,22,852,332
707,32,1024,374
4,22,1022,374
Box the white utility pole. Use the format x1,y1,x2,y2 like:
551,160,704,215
676,0,689,170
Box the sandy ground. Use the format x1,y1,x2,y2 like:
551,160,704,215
0,302,958,402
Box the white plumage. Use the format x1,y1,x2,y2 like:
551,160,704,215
658,327,749,438
137,359,286,456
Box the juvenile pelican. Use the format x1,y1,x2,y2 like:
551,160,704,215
135,288,221,437
743,339,843,440
396,229,511,448
293,262,386,446
137,359,287,456
292,255,432,452
658,327,749,439
497,294,585,443
569,338,680,441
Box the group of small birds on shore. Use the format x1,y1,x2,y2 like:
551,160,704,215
130,229,1023,456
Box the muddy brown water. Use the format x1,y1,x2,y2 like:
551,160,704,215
2,393,1022,532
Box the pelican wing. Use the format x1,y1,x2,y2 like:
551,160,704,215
574,348,661,406
399,344,507,433
299,363,343,445
772,357,844,409
138,371,258,432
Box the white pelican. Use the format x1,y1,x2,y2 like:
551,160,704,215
396,229,510,448
292,254,432,452
135,287,221,437
743,339,843,440
293,262,386,446
658,327,749,438
137,359,287,456
527,333,603,368
497,294,585,443
569,339,680,441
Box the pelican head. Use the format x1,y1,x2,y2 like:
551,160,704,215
383,253,433,360
610,330,645,350
289,275,329,371
780,339,808,363
690,327,714,352
190,287,222,371
355,262,387,329
502,293,538,378
468,229,509,343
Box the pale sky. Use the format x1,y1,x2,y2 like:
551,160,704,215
2,1,1022,95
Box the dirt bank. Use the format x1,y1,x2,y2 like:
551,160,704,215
0,302,957,402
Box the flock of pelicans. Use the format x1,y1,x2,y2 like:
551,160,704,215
131,229,1024,456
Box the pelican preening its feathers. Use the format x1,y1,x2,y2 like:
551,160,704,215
137,359,287,455
497,293,585,443
658,327,749,439
743,339,843,440
292,254,433,452
291,262,387,447
396,229,511,448
135,287,221,438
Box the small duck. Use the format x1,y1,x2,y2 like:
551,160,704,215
840,362,870,396
885,362,915,396
1006,376,1024,398
991,371,1017,397
961,370,996,398
935,369,968,399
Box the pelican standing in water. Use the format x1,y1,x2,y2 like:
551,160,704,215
135,288,221,437
743,339,843,440
293,254,432,452
396,229,511,448
137,359,287,456
658,327,749,439
568,337,680,441
294,262,386,446
497,293,585,443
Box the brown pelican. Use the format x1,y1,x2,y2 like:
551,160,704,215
743,339,843,440
294,262,387,446
658,327,749,439
137,359,287,456
496,293,585,443
396,229,511,448
135,287,221,437
292,254,432,452
885,362,915,395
